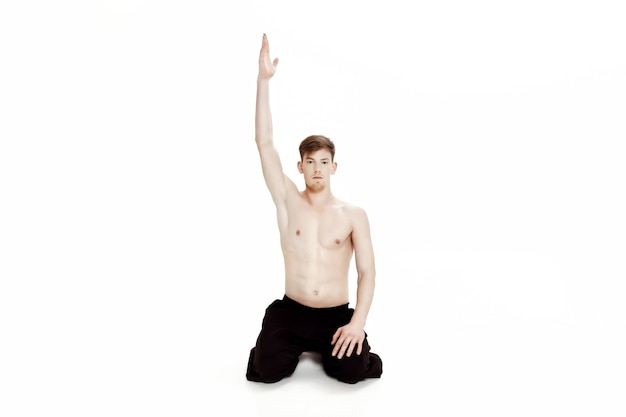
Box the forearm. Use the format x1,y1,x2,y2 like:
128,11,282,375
255,79,273,146
351,273,375,327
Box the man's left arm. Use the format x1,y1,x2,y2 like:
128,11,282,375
331,206,376,359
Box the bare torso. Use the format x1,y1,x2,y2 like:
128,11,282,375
279,191,356,308
255,35,376,339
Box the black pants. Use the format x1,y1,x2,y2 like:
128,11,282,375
246,295,383,384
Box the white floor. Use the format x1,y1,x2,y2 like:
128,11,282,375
223,261,625,417
2,258,624,417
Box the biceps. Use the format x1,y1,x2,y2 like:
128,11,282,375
352,212,376,275
354,242,375,275
353,232,375,275
258,145,287,201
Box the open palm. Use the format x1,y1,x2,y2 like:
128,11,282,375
258,33,279,80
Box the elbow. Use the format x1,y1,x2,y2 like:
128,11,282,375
357,268,376,285
255,136,272,149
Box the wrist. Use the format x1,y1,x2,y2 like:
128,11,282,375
350,316,366,328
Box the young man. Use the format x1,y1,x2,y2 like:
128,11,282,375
246,34,383,384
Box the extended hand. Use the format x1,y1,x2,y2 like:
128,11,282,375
331,322,365,359
258,33,279,80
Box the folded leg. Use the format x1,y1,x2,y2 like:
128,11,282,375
320,338,383,384
246,302,304,383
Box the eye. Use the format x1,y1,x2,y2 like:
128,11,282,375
307,160,313,164
322,161,328,164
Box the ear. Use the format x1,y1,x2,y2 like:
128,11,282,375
297,160,303,173
331,161,337,174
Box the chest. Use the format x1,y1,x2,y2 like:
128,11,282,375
287,204,353,248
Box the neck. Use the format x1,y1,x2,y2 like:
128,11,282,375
301,187,334,206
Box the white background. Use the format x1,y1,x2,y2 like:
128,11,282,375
1,1,625,416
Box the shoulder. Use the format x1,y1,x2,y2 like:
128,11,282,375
337,200,369,223
342,203,372,240
282,176,303,201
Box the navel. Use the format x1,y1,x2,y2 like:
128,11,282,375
296,230,301,236
313,290,319,296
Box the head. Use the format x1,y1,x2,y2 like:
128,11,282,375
298,135,335,162
297,135,337,192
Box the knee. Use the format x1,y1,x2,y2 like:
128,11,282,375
255,354,290,383
246,348,298,383
324,351,383,384
324,354,368,384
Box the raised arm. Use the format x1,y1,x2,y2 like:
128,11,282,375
255,34,290,205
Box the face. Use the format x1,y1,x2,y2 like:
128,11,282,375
297,149,337,192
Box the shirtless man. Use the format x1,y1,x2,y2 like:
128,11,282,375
246,34,383,384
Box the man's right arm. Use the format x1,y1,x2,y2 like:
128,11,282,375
255,34,290,206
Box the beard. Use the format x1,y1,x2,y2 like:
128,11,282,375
308,180,326,192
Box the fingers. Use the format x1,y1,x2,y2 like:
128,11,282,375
331,337,344,358
331,328,341,345
343,339,354,358
335,338,352,359
259,35,278,72
332,337,363,359
331,326,365,359
331,329,343,357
